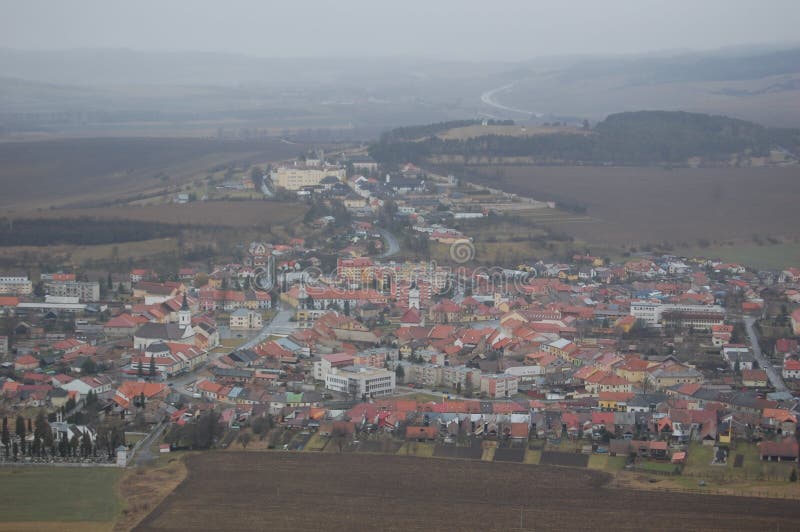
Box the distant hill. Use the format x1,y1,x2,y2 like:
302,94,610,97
369,111,800,166
558,48,800,85
2,46,799,137
379,119,514,143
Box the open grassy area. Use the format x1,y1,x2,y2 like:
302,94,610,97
637,460,679,473
672,241,800,270
303,433,329,452
397,442,435,458
682,443,716,474
588,454,627,472
438,124,586,140
124,433,149,446
115,453,189,531
219,338,245,349
0,238,178,268
682,442,797,481
523,449,542,465
0,467,122,524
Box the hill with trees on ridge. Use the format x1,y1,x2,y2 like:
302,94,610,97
369,111,800,166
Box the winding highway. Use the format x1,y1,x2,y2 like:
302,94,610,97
480,82,541,118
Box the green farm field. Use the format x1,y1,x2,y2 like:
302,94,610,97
0,467,122,529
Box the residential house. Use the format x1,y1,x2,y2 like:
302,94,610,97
230,308,263,330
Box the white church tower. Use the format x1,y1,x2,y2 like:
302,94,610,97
178,293,191,328
408,282,420,310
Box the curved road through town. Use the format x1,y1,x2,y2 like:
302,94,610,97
377,228,400,259
743,316,788,393
167,308,298,399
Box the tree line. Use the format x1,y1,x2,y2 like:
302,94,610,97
369,111,800,166
0,410,123,461
0,217,186,247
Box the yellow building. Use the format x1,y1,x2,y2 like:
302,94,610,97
271,165,346,190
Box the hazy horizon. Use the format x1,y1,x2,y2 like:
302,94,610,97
2,0,799,62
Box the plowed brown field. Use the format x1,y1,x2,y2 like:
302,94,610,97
135,452,800,531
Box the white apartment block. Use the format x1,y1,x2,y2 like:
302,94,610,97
271,165,346,191
440,365,480,389
324,365,395,398
405,363,441,388
44,281,100,302
480,374,519,399
631,301,724,328
0,276,32,295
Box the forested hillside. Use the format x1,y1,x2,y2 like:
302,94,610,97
370,111,800,165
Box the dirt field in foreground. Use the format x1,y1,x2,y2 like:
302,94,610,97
136,452,800,531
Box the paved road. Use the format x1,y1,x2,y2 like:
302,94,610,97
239,308,297,349
480,82,540,118
744,316,788,392
168,308,297,398
132,421,168,466
169,350,229,398
377,228,400,258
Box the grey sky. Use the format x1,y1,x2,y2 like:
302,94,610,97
1,0,797,61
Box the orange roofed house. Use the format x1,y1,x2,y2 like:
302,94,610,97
113,382,168,414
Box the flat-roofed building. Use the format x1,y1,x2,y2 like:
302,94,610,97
0,276,32,295
324,365,395,398
44,280,100,302
271,165,346,190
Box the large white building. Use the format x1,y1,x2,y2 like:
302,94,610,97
270,164,346,191
630,301,724,329
0,276,32,295
45,280,100,302
324,365,395,398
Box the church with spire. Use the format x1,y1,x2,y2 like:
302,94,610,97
133,292,196,350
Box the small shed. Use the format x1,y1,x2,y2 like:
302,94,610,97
116,445,129,467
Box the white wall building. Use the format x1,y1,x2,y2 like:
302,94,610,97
271,165,346,191
229,308,263,329
0,276,32,295
324,365,395,398
45,281,100,302
631,301,724,328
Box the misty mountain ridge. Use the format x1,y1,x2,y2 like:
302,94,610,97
2,45,800,137
1,46,799,87
0,48,508,87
